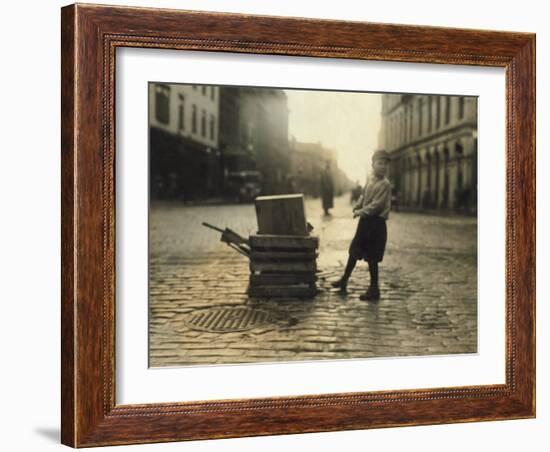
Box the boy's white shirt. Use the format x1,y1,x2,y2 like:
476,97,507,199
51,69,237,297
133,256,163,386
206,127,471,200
353,172,392,219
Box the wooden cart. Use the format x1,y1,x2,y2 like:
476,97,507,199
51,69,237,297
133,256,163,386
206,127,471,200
204,194,319,298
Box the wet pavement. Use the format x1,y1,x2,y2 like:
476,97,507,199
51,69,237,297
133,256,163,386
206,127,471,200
149,195,477,367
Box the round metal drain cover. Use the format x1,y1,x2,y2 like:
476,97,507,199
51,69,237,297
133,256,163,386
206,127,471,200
184,306,276,333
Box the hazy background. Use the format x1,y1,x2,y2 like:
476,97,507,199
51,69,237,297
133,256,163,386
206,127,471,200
286,89,382,185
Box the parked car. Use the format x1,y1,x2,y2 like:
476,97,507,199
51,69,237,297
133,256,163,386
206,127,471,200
226,171,262,203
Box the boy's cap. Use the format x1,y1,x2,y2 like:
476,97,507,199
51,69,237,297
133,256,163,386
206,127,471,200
372,149,390,162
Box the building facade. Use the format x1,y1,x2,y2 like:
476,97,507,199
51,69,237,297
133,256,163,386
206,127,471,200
379,94,478,213
149,83,220,200
218,86,290,195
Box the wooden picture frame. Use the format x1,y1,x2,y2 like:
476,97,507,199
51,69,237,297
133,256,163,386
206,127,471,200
61,3,535,447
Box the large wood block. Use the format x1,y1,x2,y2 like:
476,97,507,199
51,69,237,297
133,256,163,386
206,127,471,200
255,194,307,236
249,234,319,250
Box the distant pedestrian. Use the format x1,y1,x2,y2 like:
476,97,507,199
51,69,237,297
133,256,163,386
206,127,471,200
320,161,334,216
391,188,400,212
331,150,392,301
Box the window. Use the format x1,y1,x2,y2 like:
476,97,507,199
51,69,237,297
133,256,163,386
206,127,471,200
455,143,464,190
408,104,413,140
389,117,393,148
209,114,216,140
154,84,170,125
211,88,215,101
393,115,397,147
403,106,409,143
445,96,451,124
246,121,254,146
458,96,465,119
191,105,197,133
201,109,207,137
428,97,433,132
202,86,207,95
399,111,405,145
177,94,184,131
436,96,441,129
418,99,423,136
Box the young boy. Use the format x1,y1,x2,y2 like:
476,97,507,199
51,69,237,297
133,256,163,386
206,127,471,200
331,150,392,301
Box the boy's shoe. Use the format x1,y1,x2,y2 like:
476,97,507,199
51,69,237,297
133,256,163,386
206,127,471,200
360,286,380,301
331,278,348,291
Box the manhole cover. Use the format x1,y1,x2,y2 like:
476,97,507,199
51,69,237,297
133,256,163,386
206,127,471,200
184,306,276,333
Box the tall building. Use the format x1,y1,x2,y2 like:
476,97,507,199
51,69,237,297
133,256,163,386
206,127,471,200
218,86,290,195
379,94,478,213
149,83,220,200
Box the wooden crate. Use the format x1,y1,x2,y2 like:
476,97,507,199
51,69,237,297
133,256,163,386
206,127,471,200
248,285,317,298
248,233,319,299
250,250,317,261
249,234,319,250
249,273,317,286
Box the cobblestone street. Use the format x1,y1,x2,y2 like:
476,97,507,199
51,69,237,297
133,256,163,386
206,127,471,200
149,195,477,367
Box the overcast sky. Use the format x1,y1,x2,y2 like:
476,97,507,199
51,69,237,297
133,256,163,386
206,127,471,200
285,89,382,185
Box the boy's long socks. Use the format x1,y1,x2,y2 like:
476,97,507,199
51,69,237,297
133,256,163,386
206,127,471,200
342,256,357,282
368,261,379,288
337,257,379,291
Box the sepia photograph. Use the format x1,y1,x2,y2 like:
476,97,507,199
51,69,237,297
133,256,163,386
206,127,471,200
148,83,478,367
